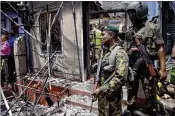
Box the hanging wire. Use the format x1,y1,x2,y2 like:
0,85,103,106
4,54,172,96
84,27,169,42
5,2,48,59
0,10,44,45
16,70,48,116
5,1,69,72
1,2,68,115
50,2,64,28
5,1,70,69
30,9,48,60
28,1,57,11
29,2,64,114
2,52,57,116
6,1,18,13
1,10,44,67
1,2,83,115
3,2,73,93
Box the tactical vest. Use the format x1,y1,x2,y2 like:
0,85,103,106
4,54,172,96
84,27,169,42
101,46,122,81
109,46,122,65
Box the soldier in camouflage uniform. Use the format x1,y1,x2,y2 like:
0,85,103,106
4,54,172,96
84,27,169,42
92,25,129,116
126,1,167,80
126,2,167,111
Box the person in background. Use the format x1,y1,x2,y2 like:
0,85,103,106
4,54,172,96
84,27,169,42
1,34,11,87
1,32,16,85
1,34,11,56
7,29,17,77
126,2,167,80
126,1,167,97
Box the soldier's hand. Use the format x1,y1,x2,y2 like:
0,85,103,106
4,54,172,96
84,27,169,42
92,88,100,97
159,70,167,81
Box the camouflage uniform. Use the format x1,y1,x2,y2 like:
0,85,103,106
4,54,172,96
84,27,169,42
135,21,164,56
130,20,164,97
125,21,164,57
98,43,129,116
126,2,166,115
126,1,164,57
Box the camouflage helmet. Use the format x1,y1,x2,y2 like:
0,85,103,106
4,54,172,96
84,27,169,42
127,2,148,19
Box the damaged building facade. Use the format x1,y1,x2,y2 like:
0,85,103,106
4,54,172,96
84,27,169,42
30,1,84,81
0,1,102,115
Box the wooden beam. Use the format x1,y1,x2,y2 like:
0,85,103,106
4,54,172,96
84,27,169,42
90,9,126,15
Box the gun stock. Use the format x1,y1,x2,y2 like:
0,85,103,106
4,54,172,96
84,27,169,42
147,64,156,77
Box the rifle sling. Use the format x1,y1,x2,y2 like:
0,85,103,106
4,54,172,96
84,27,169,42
101,71,123,87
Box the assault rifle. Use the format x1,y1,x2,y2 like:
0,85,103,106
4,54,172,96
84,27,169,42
134,36,167,96
90,45,104,112
134,37,156,77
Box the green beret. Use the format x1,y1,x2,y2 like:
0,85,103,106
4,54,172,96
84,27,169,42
103,24,118,33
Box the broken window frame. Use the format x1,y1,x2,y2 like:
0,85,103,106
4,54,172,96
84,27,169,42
39,9,63,55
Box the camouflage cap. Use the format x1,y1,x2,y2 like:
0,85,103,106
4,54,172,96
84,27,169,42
103,24,119,33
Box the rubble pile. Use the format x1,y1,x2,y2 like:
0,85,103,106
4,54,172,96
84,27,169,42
71,81,93,93
0,81,98,116
26,75,77,88
67,95,98,107
159,97,175,114
64,104,98,116
1,99,48,116
45,104,98,116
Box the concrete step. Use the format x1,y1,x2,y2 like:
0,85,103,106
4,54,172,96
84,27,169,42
66,82,99,111
44,103,98,116
69,82,93,97
2,74,98,115
66,95,98,112
15,74,98,113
